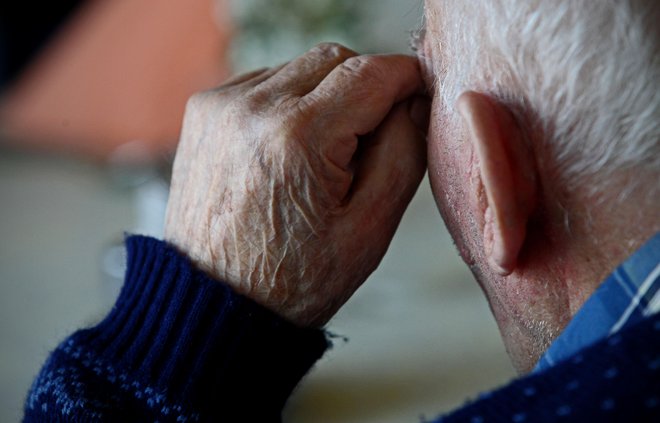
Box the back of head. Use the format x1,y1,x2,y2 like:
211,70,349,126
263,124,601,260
422,0,660,371
427,0,660,207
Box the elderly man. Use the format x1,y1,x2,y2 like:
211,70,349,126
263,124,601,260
25,0,658,422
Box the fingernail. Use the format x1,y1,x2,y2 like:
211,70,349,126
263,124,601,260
409,95,431,132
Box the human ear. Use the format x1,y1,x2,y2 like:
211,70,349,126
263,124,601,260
457,91,538,275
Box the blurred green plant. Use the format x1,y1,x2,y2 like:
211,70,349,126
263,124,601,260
228,0,423,72
230,0,368,71
239,0,364,41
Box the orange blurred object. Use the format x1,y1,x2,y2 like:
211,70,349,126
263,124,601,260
0,0,233,160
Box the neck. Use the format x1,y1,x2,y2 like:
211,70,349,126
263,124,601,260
482,181,658,373
548,183,659,316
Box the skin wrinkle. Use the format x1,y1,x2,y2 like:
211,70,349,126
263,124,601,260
165,46,428,327
232,139,331,317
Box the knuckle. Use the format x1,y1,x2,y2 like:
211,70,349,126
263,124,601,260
339,55,384,80
240,89,273,114
311,42,355,60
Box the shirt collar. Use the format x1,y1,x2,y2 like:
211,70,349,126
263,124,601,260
535,232,660,372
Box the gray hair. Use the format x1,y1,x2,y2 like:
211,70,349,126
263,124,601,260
425,0,660,202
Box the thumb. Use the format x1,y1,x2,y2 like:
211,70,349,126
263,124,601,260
342,98,429,240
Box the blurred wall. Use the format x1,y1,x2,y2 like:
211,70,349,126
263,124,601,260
0,0,232,159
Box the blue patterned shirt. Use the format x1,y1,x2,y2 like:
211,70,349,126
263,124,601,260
535,233,660,372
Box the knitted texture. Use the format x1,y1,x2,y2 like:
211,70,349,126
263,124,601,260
436,313,660,422
24,235,328,422
24,236,660,422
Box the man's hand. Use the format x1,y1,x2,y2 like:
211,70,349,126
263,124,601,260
164,43,429,327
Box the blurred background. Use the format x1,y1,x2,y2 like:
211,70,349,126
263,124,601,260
0,0,514,421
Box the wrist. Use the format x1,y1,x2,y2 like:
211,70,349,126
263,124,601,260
163,229,318,328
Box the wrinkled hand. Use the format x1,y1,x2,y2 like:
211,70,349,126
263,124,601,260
165,43,429,327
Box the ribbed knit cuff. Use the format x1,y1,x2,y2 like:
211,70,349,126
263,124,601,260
72,235,329,421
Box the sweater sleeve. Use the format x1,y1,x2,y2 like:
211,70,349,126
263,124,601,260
24,235,329,422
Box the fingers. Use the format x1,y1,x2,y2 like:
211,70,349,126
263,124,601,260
305,54,425,138
218,63,288,89
258,43,358,96
222,68,270,86
342,98,429,239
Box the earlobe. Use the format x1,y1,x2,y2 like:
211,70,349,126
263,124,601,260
457,91,538,275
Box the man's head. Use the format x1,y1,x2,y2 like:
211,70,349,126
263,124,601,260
419,0,660,372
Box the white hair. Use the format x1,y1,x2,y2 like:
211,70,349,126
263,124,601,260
425,0,660,202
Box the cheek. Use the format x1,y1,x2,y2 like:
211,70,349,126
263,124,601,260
427,117,478,265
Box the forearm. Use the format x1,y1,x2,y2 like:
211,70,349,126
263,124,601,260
24,236,328,422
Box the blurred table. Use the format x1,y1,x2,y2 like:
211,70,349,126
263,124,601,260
0,149,133,421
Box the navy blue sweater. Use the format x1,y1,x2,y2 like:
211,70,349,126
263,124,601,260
24,236,660,422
